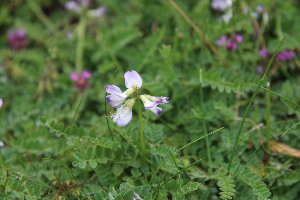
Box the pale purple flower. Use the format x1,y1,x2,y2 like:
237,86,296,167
105,85,127,108
65,1,81,13
133,192,143,200
8,29,28,50
106,70,169,126
256,5,264,13
0,99,2,108
216,35,227,46
221,12,232,23
70,70,92,89
112,98,136,127
65,0,106,18
257,66,264,74
140,95,169,116
259,48,269,58
88,6,107,17
0,141,4,148
106,70,142,108
211,0,232,12
226,40,237,51
235,34,243,43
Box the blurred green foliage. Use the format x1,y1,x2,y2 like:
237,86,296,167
0,0,300,199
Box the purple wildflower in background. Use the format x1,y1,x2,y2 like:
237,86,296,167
216,33,243,51
70,70,92,89
211,0,232,12
65,1,81,13
65,0,106,17
257,66,264,74
216,35,227,46
133,192,143,200
226,40,237,51
0,99,3,108
277,50,297,61
7,29,28,50
235,34,243,43
0,141,4,148
105,70,169,126
256,5,264,13
259,48,269,58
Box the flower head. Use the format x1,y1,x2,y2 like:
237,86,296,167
226,40,237,51
259,48,269,58
70,70,92,89
112,98,135,127
65,0,106,17
277,50,297,61
140,95,169,116
257,66,264,74
235,34,243,43
211,0,232,12
0,99,3,108
105,70,169,126
8,29,28,50
216,35,227,46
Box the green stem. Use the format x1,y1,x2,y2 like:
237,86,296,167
76,16,86,73
199,69,212,170
266,82,271,149
138,98,146,157
227,40,283,174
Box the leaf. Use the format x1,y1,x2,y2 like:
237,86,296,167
238,168,271,200
89,160,98,169
217,175,236,200
73,152,84,161
176,182,201,197
90,136,120,150
78,161,87,169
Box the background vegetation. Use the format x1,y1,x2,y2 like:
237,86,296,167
0,0,300,199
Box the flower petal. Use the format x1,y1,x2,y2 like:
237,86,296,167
70,72,79,81
112,105,133,126
148,106,162,116
124,70,142,89
0,99,3,108
105,85,126,98
81,70,92,79
151,96,169,104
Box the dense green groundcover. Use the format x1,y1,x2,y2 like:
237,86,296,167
1,0,300,199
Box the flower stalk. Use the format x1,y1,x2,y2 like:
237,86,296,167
138,97,146,158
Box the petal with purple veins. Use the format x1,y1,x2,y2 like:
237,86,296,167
148,106,162,116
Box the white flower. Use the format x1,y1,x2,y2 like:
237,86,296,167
112,98,136,126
